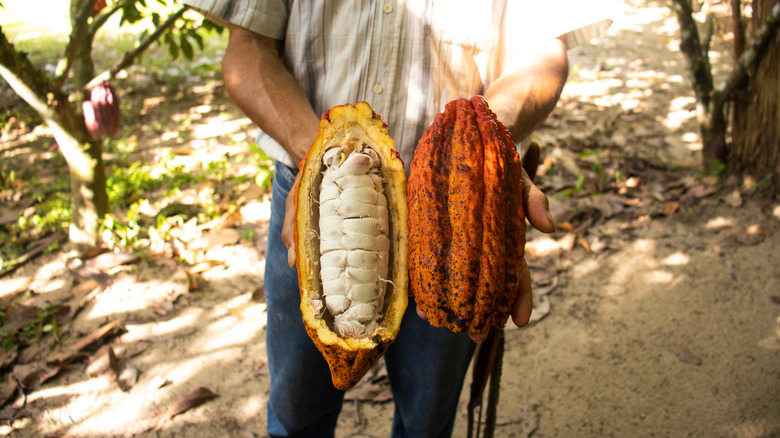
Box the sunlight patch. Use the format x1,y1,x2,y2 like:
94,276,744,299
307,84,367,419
0,276,32,300
86,271,189,320
235,394,268,422
661,251,690,266
123,307,204,343
641,269,675,284
240,200,272,222
192,117,251,139
570,258,602,278
705,216,736,231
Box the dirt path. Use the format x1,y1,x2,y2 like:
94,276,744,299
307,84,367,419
1,0,779,437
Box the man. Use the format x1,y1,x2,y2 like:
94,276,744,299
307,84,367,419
184,1,567,436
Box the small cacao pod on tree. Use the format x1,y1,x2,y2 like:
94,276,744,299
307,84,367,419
83,80,121,140
82,100,102,141
92,0,107,16
408,96,526,335
294,102,408,390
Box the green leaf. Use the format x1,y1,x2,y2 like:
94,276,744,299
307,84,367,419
575,175,586,191
189,29,205,51
180,33,194,60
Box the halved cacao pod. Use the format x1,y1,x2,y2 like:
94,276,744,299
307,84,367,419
408,96,526,335
294,102,408,390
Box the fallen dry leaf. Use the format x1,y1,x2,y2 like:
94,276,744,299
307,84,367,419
166,387,219,419
668,345,702,365
65,257,112,284
85,345,119,379
12,360,70,391
723,189,743,208
79,245,109,260
525,233,576,259
0,379,18,410
528,295,551,324
185,271,201,292
690,184,717,199
251,285,265,303
188,228,240,251
663,201,679,216
0,347,18,371
577,234,591,252
87,251,138,271
707,222,775,250
47,319,123,365
556,221,576,232
117,364,140,392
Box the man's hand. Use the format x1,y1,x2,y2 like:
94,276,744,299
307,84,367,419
281,168,304,268
285,157,554,342
222,25,319,165
416,166,555,343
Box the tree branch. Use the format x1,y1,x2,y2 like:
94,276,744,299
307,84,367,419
702,11,714,55
730,0,745,61
0,27,51,99
91,0,131,30
670,0,715,107
54,0,99,91
713,2,780,107
86,6,186,89
0,64,94,181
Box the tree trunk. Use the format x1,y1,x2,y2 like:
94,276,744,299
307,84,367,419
65,0,109,247
61,137,110,247
730,0,780,192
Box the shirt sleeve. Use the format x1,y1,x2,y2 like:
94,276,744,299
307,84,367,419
183,0,289,39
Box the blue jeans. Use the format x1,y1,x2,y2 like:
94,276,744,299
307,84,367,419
265,162,476,438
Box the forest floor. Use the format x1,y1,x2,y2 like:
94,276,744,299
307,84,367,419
1,0,779,437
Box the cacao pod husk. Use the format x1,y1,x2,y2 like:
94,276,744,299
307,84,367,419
84,80,121,140
408,96,526,335
82,100,102,141
294,102,408,390
92,0,107,16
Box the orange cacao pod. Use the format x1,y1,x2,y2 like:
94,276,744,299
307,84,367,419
408,96,526,335
294,102,408,390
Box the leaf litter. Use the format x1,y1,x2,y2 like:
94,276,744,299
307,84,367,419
0,5,779,435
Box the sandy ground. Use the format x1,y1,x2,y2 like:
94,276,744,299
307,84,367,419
1,0,779,437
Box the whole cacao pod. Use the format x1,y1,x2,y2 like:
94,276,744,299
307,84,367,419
82,100,102,140
83,80,121,140
408,96,527,335
294,102,408,390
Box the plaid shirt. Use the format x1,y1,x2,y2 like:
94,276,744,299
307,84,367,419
184,0,573,171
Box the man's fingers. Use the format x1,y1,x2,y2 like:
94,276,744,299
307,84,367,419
469,330,489,343
281,171,303,268
521,167,555,234
416,304,428,320
520,141,540,182
511,258,534,327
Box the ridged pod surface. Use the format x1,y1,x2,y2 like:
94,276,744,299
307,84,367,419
83,81,121,140
408,96,526,334
294,102,408,390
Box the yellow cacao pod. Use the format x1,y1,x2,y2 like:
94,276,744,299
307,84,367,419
294,102,409,390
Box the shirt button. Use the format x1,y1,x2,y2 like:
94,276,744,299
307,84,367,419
373,84,384,94
383,3,393,13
